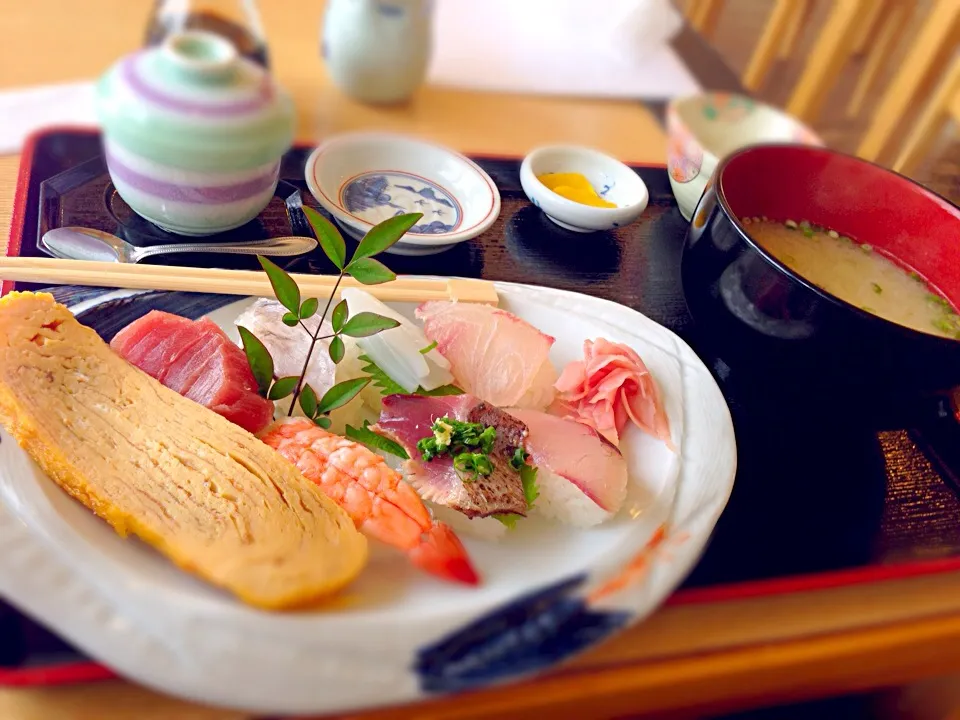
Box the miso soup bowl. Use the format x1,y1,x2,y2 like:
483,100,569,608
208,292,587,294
681,144,960,424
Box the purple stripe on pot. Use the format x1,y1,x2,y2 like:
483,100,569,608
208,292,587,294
121,53,272,116
106,151,279,204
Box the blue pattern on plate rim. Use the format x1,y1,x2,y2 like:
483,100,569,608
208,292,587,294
340,172,462,235
47,286,123,310
414,573,631,694
48,288,238,341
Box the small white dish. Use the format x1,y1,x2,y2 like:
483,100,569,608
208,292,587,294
520,146,649,233
305,132,501,255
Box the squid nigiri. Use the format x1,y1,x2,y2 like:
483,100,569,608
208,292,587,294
260,418,479,586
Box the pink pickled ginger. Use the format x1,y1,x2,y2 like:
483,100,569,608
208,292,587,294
554,338,672,450
416,301,558,409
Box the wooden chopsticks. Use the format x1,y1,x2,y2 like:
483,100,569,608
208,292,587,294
0,257,500,305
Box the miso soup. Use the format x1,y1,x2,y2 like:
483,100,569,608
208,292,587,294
743,218,960,339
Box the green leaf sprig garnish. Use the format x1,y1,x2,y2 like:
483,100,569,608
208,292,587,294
518,456,539,506
345,420,409,460
359,354,463,397
492,454,539,529
239,208,423,428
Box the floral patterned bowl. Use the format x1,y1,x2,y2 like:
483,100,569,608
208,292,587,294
305,132,501,256
667,93,822,221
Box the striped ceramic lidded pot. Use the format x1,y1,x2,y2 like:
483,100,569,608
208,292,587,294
96,31,294,236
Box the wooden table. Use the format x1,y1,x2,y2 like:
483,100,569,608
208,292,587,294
4,2,960,719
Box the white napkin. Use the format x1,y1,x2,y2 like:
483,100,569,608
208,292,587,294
428,0,700,99
0,81,98,155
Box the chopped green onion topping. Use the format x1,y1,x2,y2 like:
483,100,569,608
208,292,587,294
417,416,497,463
453,452,493,479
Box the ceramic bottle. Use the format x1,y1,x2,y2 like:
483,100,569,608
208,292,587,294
322,0,433,104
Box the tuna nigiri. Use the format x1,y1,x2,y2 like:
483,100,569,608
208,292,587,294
259,418,479,586
111,311,274,434
415,301,558,409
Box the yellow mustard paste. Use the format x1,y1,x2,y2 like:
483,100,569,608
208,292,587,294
537,172,617,208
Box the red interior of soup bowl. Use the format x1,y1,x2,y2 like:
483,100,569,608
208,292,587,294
717,144,960,309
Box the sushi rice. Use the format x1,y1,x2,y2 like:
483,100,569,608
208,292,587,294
531,466,616,528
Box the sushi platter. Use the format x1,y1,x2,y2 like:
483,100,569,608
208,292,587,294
4,128,960,715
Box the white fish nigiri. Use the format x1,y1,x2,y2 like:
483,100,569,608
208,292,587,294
235,298,335,395
234,299,368,432
416,301,558,409
341,288,454,392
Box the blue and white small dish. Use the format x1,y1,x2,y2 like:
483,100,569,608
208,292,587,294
520,145,650,233
305,133,501,255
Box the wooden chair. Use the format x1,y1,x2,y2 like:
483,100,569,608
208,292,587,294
701,0,912,127
685,0,726,39
742,0,811,91
844,0,913,119
858,0,960,165
783,0,889,122
889,54,960,177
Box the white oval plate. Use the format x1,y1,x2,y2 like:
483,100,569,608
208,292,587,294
0,281,735,715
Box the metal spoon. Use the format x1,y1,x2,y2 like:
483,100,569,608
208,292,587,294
40,227,318,264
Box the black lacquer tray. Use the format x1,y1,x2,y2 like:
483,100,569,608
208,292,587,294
4,128,960,687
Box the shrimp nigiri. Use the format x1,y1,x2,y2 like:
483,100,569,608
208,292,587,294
260,418,480,586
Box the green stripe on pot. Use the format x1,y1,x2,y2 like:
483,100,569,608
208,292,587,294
95,51,294,173
97,78,293,172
